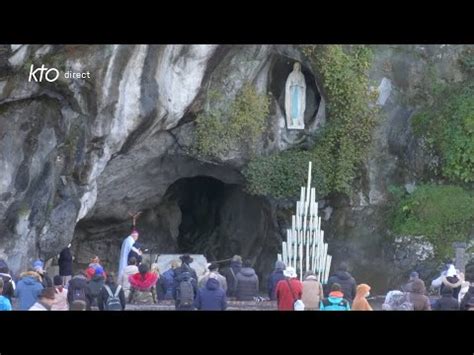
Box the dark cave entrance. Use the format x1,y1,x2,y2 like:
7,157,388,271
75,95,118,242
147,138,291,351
164,176,228,259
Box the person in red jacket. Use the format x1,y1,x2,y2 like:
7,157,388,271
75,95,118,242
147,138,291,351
275,266,303,311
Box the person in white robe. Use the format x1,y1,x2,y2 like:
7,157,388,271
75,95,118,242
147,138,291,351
118,229,141,278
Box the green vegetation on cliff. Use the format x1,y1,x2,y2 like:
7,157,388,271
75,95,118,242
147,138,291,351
412,83,474,184
195,83,270,158
390,184,474,259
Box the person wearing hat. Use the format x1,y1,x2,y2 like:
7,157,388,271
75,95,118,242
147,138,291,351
222,255,243,298
119,228,142,279
173,255,198,309
301,270,324,310
33,260,53,289
29,287,56,311
15,269,44,310
268,261,286,301
275,266,303,310
174,254,198,286
198,263,227,292
87,266,106,308
401,271,420,293
235,260,259,301
51,275,69,310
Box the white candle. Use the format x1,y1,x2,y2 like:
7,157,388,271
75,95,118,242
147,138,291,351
324,255,332,284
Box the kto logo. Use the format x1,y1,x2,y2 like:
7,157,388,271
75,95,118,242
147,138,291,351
28,64,60,82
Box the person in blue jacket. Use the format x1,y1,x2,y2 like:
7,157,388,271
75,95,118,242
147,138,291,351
14,270,44,310
267,261,286,300
320,283,351,311
157,260,180,300
0,278,12,310
194,276,227,311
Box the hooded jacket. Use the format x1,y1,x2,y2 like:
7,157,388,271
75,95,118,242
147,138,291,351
320,291,351,311
235,267,259,301
301,276,324,310
409,279,431,310
158,268,176,300
129,272,158,305
129,272,158,291
440,275,462,300
351,284,373,311
199,271,227,292
14,271,44,310
326,270,357,302
194,278,227,310
276,277,303,310
268,261,286,300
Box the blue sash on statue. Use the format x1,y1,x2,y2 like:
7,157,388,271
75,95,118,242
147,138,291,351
291,85,300,122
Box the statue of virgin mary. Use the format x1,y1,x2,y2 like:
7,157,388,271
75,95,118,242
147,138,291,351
285,62,306,130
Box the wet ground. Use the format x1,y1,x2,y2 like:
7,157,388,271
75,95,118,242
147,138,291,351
123,295,440,310
125,296,389,310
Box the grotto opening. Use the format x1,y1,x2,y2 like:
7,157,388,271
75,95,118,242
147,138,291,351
71,174,282,287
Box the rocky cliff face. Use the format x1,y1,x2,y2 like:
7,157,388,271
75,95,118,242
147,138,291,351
0,44,470,292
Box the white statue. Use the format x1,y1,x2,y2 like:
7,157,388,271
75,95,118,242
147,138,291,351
285,62,306,130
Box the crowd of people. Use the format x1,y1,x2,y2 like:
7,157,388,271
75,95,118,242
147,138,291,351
1,231,474,311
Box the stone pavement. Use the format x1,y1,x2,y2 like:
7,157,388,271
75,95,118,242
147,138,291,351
124,299,278,311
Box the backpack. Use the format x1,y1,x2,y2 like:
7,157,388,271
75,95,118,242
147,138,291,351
178,278,195,307
321,298,349,310
395,293,415,311
104,285,123,311
72,287,87,303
